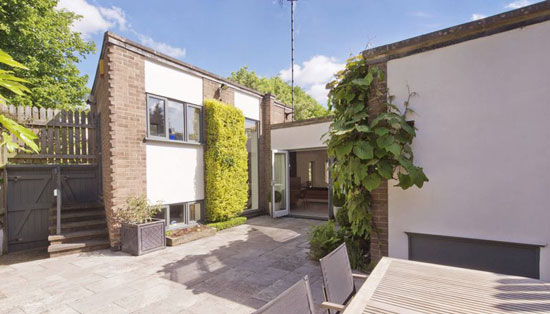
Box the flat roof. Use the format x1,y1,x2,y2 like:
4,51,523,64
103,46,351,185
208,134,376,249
90,32,293,108
362,1,550,64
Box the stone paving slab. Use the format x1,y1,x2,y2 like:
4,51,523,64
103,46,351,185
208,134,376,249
0,216,333,314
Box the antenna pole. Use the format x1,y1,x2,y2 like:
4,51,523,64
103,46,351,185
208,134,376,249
290,0,295,121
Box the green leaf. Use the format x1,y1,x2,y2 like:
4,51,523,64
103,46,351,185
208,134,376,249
377,160,394,179
363,173,382,191
353,141,373,160
0,50,28,70
376,134,394,148
386,143,401,157
397,172,413,189
374,127,390,136
334,141,353,159
355,124,370,133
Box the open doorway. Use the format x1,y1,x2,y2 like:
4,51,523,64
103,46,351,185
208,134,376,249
288,149,330,220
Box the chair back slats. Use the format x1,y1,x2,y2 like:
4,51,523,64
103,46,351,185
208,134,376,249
320,243,355,306
253,276,316,314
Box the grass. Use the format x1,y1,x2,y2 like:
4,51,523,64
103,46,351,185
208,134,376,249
207,216,247,231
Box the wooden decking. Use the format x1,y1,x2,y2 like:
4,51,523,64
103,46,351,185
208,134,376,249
344,257,550,314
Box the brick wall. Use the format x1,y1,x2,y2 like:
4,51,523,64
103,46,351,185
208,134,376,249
367,63,389,263
259,94,275,214
271,101,293,124
95,43,147,247
203,78,235,105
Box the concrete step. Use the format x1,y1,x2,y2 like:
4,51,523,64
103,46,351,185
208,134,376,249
49,219,106,233
49,209,106,223
49,202,103,213
48,229,109,245
48,239,110,257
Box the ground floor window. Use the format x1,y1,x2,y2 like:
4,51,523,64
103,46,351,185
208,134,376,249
153,201,204,229
245,118,259,211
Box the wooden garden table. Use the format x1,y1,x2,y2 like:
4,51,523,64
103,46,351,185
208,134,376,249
344,257,550,313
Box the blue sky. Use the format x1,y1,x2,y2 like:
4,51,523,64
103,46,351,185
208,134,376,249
59,0,537,105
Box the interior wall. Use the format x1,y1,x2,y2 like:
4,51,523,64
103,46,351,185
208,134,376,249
295,150,328,188
386,21,550,280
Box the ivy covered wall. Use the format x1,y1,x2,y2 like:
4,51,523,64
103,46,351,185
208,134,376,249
204,99,248,222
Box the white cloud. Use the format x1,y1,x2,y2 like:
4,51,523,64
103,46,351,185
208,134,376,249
136,34,187,59
505,0,532,9
57,0,114,38
471,13,487,21
57,0,186,59
279,55,344,105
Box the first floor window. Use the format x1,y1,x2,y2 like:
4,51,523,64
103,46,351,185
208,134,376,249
188,202,202,223
148,96,165,137
147,94,202,143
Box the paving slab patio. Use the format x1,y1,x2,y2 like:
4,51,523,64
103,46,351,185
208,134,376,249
0,216,345,314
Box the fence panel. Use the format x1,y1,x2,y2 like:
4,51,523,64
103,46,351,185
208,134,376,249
0,105,98,165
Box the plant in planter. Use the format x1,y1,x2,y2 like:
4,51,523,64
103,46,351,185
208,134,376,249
268,190,283,213
115,196,165,256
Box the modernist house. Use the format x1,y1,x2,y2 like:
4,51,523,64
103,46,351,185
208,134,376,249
89,31,335,248
88,1,550,280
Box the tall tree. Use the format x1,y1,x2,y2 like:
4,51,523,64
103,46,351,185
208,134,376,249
229,66,329,120
0,0,95,109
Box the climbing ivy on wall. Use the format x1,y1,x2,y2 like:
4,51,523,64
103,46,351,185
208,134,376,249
309,54,428,268
204,99,248,222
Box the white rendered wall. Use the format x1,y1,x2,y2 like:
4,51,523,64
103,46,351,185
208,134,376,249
235,91,260,121
386,21,550,280
144,59,205,204
146,142,204,204
271,122,330,151
144,60,203,105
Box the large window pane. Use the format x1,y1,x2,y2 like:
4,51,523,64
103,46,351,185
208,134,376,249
148,97,165,137
169,204,184,225
187,106,201,142
153,207,167,225
188,202,202,223
167,101,184,141
245,119,259,210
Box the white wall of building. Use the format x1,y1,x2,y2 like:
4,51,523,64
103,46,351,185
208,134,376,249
144,59,205,204
144,60,203,105
235,91,260,121
386,21,550,279
146,142,204,204
271,122,330,151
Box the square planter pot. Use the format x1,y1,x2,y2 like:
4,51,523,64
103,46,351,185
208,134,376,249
166,226,216,247
121,219,166,256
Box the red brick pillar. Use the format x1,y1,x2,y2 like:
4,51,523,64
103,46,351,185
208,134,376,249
367,62,389,263
260,94,276,215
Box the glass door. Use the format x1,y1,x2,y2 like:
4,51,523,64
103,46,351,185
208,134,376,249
272,150,289,217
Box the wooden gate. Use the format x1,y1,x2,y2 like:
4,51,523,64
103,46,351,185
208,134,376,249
0,105,102,253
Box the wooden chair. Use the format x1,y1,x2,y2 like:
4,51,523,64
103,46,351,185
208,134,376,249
253,276,316,314
319,243,368,313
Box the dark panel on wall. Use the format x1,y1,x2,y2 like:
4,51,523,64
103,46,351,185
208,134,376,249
407,232,541,279
289,151,297,178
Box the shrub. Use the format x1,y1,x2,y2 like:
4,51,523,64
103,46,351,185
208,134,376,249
308,221,343,260
114,196,163,225
332,191,345,207
204,99,248,222
207,217,247,231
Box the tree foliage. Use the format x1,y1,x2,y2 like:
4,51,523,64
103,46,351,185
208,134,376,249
0,48,38,154
229,66,329,120
204,99,248,222
0,0,95,109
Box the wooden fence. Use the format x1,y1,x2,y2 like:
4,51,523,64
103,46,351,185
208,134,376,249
0,104,98,165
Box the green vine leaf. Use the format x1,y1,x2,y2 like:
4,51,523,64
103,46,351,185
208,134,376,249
376,134,394,148
363,173,382,191
353,141,373,160
386,143,401,157
334,141,353,159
